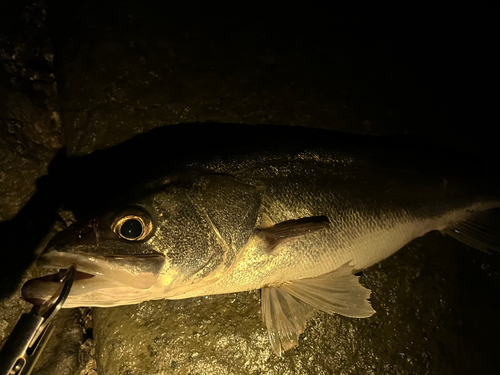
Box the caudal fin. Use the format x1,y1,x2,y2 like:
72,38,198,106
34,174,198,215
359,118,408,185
445,208,500,253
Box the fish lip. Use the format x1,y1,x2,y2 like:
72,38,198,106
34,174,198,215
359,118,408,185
33,249,166,290
23,237,166,307
36,251,105,277
21,271,119,306
22,255,105,305
22,269,95,305
22,254,135,306
32,269,96,282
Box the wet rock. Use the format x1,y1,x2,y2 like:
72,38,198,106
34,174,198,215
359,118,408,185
50,2,397,157
0,0,61,221
0,3,63,365
79,338,98,375
32,309,84,375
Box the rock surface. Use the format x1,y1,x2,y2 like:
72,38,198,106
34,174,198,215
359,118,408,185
0,2,499,375
0,0,61,221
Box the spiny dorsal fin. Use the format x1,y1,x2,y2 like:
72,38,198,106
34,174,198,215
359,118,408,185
256,216,330,253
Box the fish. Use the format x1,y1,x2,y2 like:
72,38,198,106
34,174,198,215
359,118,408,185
22,132,500,355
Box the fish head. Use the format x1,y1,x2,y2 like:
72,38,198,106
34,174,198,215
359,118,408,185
22,173,263,307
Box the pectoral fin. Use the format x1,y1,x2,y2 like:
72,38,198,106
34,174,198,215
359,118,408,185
261,286,316,356
261,263,374,355
256,216,330,253
280,263,375,318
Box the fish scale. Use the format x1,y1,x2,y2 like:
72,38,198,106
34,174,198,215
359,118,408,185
21,142,500,353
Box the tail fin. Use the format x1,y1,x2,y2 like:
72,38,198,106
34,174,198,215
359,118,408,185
445,208,500,253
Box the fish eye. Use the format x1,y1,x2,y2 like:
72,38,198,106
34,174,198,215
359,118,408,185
111,209,153,241
120,219,143,239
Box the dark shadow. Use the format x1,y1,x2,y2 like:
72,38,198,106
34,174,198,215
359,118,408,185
0,148,67,299
57,123,496,218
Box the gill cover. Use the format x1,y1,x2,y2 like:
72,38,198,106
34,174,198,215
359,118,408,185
154,173,263,282
189,174,264,253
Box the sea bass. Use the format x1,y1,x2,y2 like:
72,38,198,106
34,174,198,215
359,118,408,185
22,133,500,354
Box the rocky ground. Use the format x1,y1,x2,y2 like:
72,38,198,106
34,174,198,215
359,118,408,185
1,1,499,374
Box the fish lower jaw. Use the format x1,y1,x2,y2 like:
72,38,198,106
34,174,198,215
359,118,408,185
22,267,166,308
21,271,124,306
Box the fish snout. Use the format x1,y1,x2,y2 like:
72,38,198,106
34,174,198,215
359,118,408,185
45,218,103,252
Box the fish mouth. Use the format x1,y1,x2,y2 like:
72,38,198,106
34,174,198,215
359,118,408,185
22,250,166,306
22,269,102,305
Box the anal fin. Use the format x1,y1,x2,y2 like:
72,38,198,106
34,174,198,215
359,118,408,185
261,262,375,355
